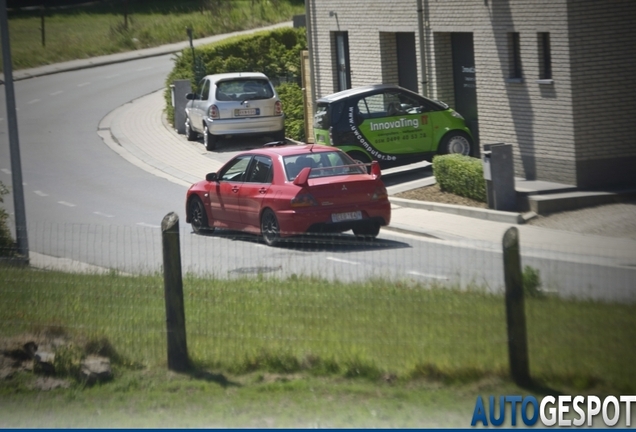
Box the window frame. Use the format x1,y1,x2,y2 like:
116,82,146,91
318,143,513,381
334,31,352,92
507,32,523,82
538,32,553,82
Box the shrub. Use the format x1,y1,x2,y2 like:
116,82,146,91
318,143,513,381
0,181,16,257
275,82,305,142
522,265,543,298
164,26,307,139
432,154,486,202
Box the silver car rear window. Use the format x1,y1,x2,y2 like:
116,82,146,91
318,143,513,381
216,79,274,101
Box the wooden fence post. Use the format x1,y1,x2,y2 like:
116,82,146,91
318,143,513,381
161,212,189,372
502,227,531,387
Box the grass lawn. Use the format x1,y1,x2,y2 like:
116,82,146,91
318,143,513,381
1,266,634,394
3,0,304,70
0,368,519,428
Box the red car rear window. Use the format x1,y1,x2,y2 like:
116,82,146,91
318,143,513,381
283,151,366,181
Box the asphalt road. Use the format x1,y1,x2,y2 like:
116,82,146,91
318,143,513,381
0,55,183,227
0,55,633,302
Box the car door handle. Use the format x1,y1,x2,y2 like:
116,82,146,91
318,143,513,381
231,187,240,193
258,188,267,194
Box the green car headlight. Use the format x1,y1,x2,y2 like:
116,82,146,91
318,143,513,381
451,110,465,120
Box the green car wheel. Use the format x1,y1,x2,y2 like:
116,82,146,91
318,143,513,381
439,131,473,156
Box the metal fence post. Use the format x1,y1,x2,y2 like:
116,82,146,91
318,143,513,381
161,212,189,372
502,227,531,387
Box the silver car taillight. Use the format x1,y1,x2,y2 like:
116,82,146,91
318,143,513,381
208,105,219,119
275,100,283,116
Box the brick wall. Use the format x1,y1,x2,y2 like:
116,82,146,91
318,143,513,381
567,0,636,188
307,0,636,187
379,32,399,85
432,33,455,108
308,0,420,98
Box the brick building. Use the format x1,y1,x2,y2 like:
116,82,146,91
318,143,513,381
304,0,636,188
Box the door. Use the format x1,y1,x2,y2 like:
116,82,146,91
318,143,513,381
238,155,273,228
209,155,251,225
451,33,479,147
396,33,418,92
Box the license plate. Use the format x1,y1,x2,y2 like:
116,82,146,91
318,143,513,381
331,211,362,223
235,108,259,117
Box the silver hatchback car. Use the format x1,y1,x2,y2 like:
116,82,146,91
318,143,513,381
184,72,285,151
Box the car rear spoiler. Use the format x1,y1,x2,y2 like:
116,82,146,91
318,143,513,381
293,161,382,187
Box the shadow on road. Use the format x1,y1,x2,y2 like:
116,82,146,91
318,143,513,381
194,229,411,253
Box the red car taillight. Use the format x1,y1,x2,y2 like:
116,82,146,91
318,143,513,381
372,186,388,201
275,100,283,116
370,160,382,178
208,104,219,119
290,193,318,208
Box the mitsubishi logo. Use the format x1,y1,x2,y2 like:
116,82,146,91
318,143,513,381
342,185,347,191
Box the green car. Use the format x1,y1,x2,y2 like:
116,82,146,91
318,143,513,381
313,84,474,168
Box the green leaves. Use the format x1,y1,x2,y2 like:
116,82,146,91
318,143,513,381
275,82,305,142
432,154,487,203
0,181,15,256
164,27,308,140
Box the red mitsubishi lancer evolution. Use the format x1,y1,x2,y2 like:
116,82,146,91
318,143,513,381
185,142,391,246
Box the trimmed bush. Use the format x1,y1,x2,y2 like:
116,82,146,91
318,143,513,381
275,82,305,142
164,27,307,141
432,154,487,203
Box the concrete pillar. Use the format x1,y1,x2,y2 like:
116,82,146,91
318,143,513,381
483,143,516,211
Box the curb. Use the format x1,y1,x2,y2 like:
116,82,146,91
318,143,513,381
389,196,528,224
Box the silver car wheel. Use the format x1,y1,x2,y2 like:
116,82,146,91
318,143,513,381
203,124,217,151
185,117,197,141
441,132,472,156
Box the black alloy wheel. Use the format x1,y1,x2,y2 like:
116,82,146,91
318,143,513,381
261,209,280,246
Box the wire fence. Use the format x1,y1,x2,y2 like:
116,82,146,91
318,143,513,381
1,221,635,390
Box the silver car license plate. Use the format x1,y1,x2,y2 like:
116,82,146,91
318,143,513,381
235,108,259,116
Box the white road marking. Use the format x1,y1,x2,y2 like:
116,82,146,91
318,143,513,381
77,82,90,87
1,168,10,174
407,270,448,280
136,222,160,229
33,190,48,197
94,211,114,218
58,201,76,207
326,257,360,265
105,73,121,79
27,99,41,104
50,90,63,96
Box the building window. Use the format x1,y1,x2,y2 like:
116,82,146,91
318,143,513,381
508,32,522,80
538,32,552,80
334,32,351,91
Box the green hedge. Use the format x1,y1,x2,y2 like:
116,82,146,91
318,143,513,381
164,27,307,141
275,82,306,142
432,154,487,203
